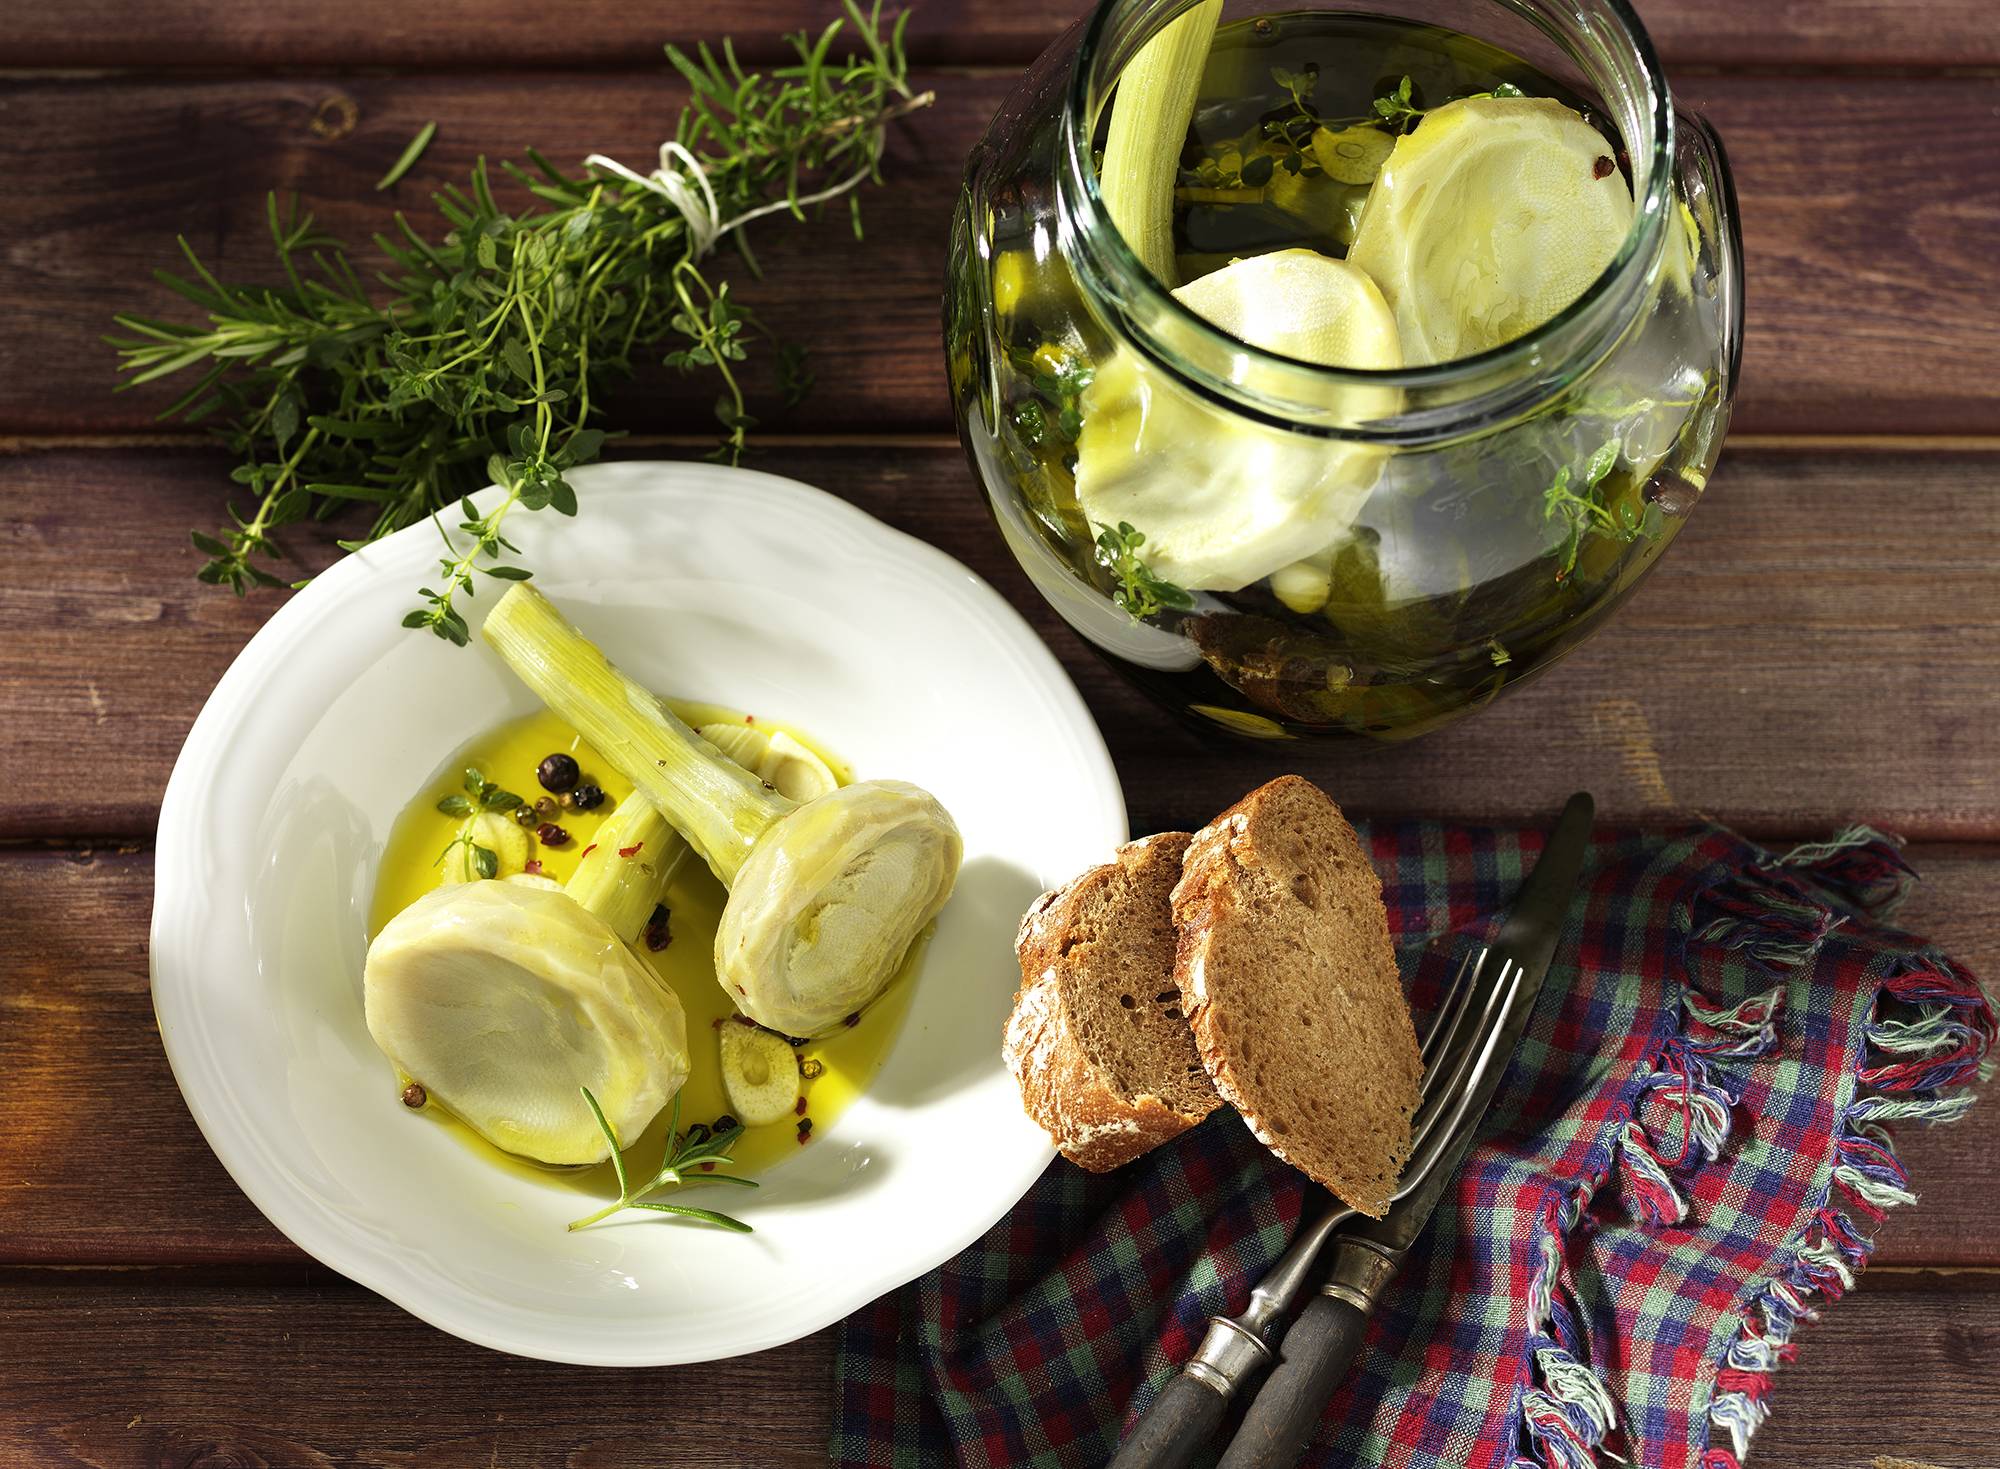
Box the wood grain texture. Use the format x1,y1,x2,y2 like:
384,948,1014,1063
3,843,1991,1269
3,72,1998,438
4,0,1997,69
0,1271,1991,1466
0,1267,833,1466
3,442,1996,842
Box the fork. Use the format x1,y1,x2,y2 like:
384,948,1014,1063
1107,943,1506,1469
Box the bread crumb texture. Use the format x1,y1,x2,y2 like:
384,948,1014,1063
1004,832,1219,1171
1173,776,1421,1216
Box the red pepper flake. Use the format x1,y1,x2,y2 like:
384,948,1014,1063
580,843,597,859
843,1012,860,1028
618,841,644,859
1593,155,1615,180
523,859,543,876
710,1017,725,1029
698,1161,715,1173
735,984,747,995
401,1082,428,1109
794,1096,807,1116
745,715,755,725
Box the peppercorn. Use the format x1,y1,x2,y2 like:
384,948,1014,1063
683,1122,711,1148
843,1012,860,1028
533,795,558,818
536,753,581,793
401,1082,428,1109
1593,154,1616,180
512,807,538,828
796,1116,813,1142
537,822,570,847
713,1114,739,1133
783,1034,813,1047
644,903,672,952
567,782,605,812
799,1057,825,1081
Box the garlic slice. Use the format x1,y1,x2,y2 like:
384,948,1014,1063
697,722,840,804
719,1021,802,1127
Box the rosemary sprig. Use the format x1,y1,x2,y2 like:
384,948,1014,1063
375,121,438,192
567,1088,757,1233
110,2,930,641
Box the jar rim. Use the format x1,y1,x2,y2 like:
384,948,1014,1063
1056,0,1679,405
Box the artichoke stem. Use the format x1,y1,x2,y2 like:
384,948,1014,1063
483,584,792,885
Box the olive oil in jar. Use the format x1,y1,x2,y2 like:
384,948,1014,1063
970,11,1721,742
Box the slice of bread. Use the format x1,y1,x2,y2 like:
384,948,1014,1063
1172,776,1420,1217
1005,831,1221,1170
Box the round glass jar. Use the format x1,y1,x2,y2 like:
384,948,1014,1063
945,0,1743,743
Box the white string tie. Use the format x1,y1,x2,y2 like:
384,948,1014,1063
584,138,879,261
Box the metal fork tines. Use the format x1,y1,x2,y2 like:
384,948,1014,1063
1191,943,1515,1377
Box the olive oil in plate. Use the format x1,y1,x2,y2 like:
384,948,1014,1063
367,707,915,1191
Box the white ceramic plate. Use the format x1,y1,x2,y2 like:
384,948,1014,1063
151,461,1124,1366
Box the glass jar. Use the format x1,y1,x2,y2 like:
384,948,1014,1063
945,0,1743,743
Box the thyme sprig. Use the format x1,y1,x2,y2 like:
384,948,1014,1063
567,1088,757,1233
1213,71,1525,188
1543,438,1632,578
1095,521,1194,619
431,765,524,878
110,2,929,641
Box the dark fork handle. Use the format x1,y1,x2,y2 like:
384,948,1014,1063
1106,1373,1231,1469
1213,1293,1368,1469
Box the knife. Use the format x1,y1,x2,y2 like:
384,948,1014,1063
1210,791,1594,1469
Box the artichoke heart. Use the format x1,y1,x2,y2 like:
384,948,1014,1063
365,880,689,1165
1074,247,1403,593
718,780,961,1037
1349,96,1634,365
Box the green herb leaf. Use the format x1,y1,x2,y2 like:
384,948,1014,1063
1094,520,1194,620
436,794,473,816
114,13,931,637
472,843,498,880
569,1087,759,1234
374,121,438,191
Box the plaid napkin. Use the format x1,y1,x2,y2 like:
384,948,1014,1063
832,822,1993,1469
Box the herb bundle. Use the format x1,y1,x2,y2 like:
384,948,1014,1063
111,2,930,642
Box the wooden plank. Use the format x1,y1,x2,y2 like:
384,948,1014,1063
2,442,1997,842
0,1269,833,1465
0,1270,1991,1466
2,72,1997,438
2,842,1991,1268
3,0,1995,70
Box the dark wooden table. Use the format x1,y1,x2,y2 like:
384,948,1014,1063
3,1,1996,1464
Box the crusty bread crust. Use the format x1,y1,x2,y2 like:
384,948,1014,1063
1172,777,1420,1216
1004,832,1217,1171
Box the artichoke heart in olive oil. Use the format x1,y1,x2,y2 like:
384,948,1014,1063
961,11,1726,742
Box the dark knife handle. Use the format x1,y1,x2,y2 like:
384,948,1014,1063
1106,1372,1231,1469
1212,1293,1366,1469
